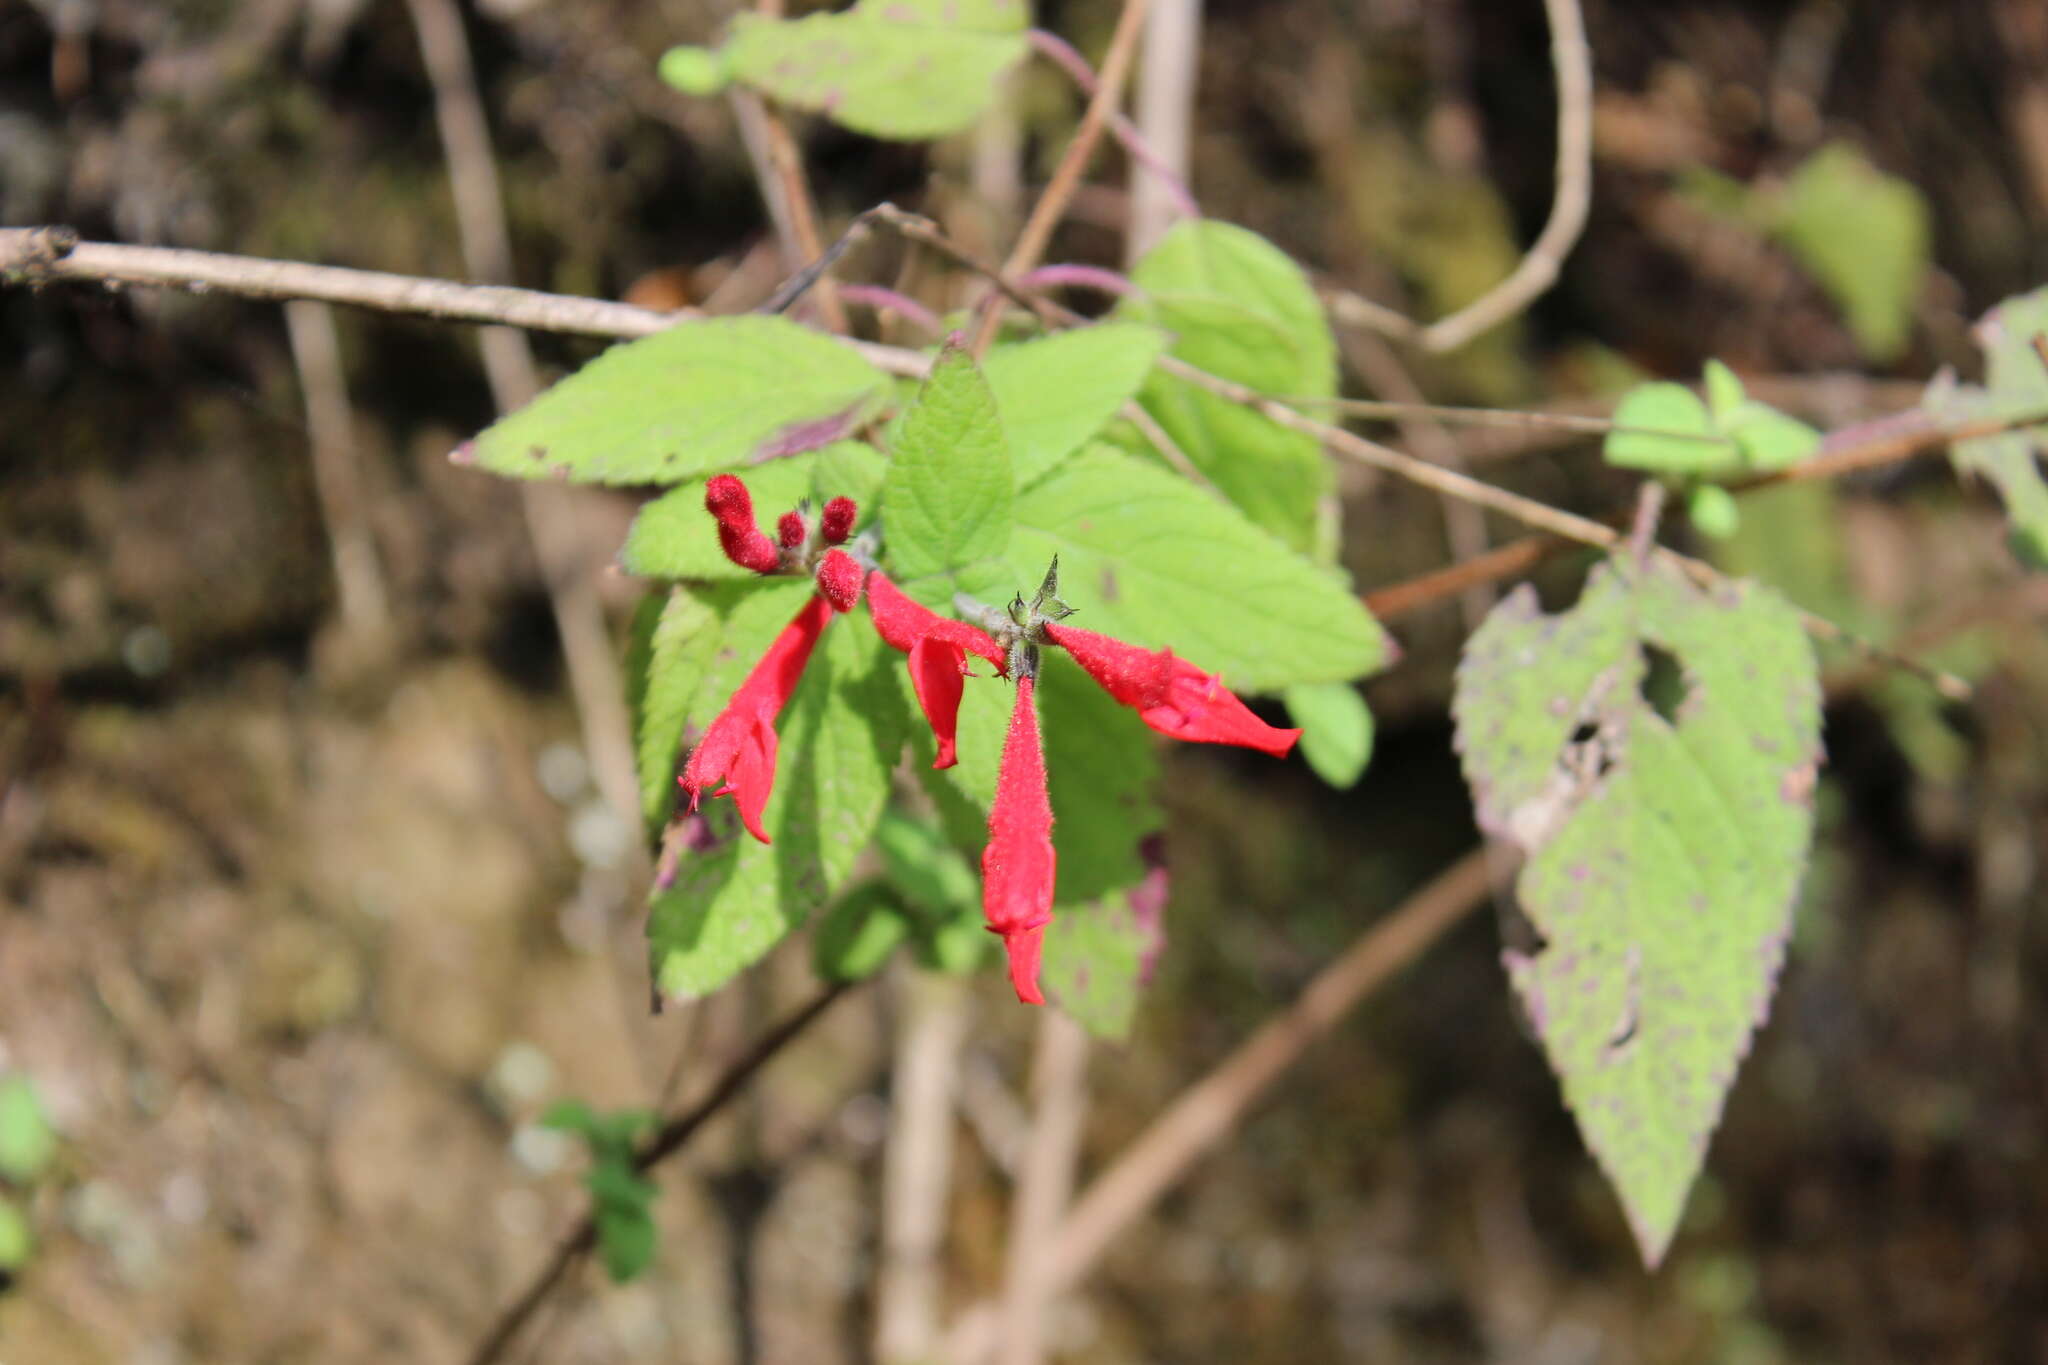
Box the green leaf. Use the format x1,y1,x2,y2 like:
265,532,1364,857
630,589,718,828
620,444,883,581
1009,444,1393,690
1938,287,2048,569
984,323,1169,487
1603,384,1726,475
1702,359,1745,423
0,1075,55,1185
543,1101,656,1154
1040,889,1161,1041
703,0,1029,142
1604,370,1814,479
1039,656,1163,902
468,317,888,486
811,881,914,982
1686,484,1740,539
657,44,729,96
595,1200,658,1283
875,808,982,921
0,1195,31,1272
1453,556,1822,1267
1284,681,1375,788
880,345,1014,590
585,1159,660,1282
1122,221,1338,553
648,600,908,1000
1773,142,1929,362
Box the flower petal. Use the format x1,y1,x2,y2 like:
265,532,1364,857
906,635,967,769
676,594,834,843
982,674,1056,1005
1046,622,1300,758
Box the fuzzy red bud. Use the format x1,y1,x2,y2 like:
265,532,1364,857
705,474,780,574
820,497,857,545
777,508,808,549
816,549,864,613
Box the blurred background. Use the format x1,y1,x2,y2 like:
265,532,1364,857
5,0,2048,1361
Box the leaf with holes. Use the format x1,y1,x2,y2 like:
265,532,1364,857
465,317,887,486
1453,555,1822,1267
660,0,1030,141
1934,286,2048,569
1120,221,1338,554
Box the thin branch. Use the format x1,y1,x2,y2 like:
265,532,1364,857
972,0,1155,355
6,225,1988,698
404,0,648,875
876,972,973,1364
1126,0,1203,254
1340,325,1497,626
998,1010,1093,1365
284,299,391,641
1364,535,1573,622
1024,28,1199,232
466,981,854,1365
1415,0,1593,352
943,852,1496,1365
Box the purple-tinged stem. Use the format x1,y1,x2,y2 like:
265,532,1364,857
1028,29,1201,221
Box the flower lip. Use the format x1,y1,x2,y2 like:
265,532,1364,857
1044,621,1302,758
678,592,835,842
866,571,1007,770
982,673,1055,1005
705,473,780,574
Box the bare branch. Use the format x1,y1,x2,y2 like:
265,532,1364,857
466,981,855,1365
972,0,1154,355
1415,0,1593,352
876,973,972,1364
284,299,391,643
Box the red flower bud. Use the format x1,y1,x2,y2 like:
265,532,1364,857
704,474,780,574
1044,622,1302,758
983,674,1055,1005
777,508,808,550
678,593,834,842
866,571,1007,768
820,496,857,545
816,549,864,613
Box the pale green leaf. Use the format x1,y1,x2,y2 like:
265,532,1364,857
1938,286,2048,569
984,323,1168,487
620,444,883,581
0,1075,55,1185
1604,384,1725,475
874,809,994,973
1453,556,1822,1266
881,345,1014,589
811,882,913,982
629,589,719,828
1040,889,1162,1040
1774,143,1929,362
468,317,887,486
657,45,729,95
648,591,907,1000
0,1196,30,1272
1009,444,1392,690
1702,359,1745,424
1685,484,1740,540
709,0,1029,141
1285,681,1375,789
1122,221,1337,552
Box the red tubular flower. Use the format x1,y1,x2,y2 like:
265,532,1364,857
820,497,857,545
705,474,780,573
678,594,834,843
982,674,1055,1005
1043,622,1302,758
866,571,1007,769
815,549,864,613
